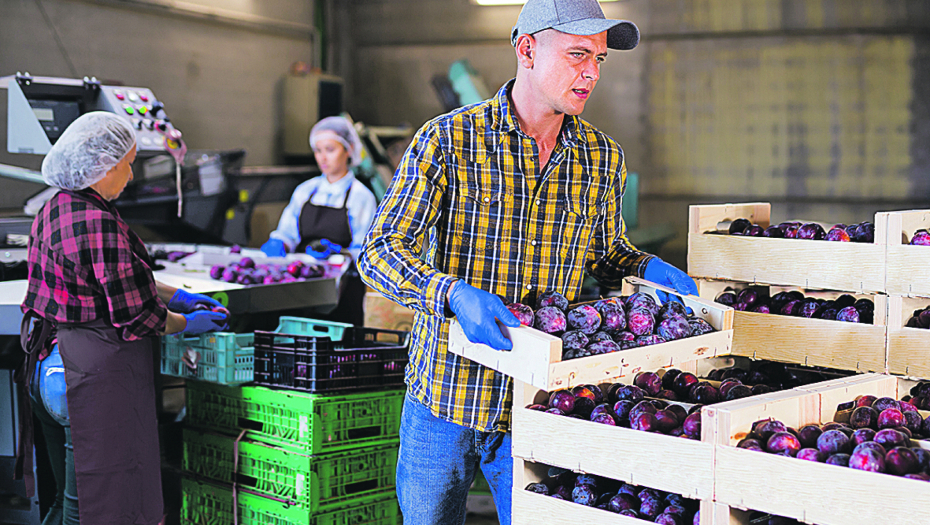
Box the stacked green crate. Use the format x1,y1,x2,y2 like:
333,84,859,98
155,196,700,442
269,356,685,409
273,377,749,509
179,318,404,524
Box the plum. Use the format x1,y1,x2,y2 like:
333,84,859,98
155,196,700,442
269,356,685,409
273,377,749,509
619,509,640,518
853,222,875,243
630,400,658,419
905,472,930,481
729,218,751,234
526,404,547,411
817,430,850,455
634,372,663,396
738,287,768,307
236,273,253,285
715,292,737,306
666,404,687,422
683,412,702,439
737,438,765,451
630,412,659,432
584,384,604,404
209,265,225,280
612,331,636,343
611,384,646,403
662,369,682,390
912,447,930,472
690,383,720,404
856,394,878,408
613,400,635,423
911,230,930,246
588,331,614,345
825,228,851,242
628,293,660,317
572,484,598,506
849,406,879,429
655,409,681,433
526,483,549,494
507,303,534,326
618,484,641,498
549,390,575,413
545,407,564,416
672,373,699,398
561,330,589,352
826,453,851,467
635,335,667,347
797,223,826,240
574,473,597,487
780,300,801,316
879,408,906,430
798,298,821,318
592,413,617,426
536,291,569,311
851,428,877,446
850,447,886,473
567,305,601,334
639,498,665,519
797,448,825,462
221,268,239,283
854,441,887,457
873,397,901,413
797,425,823,448
836,306,860,323
784,225,799,239
590,403,615,421
657,389,679,401
571,397,595,419
767,432,801,456
658,316,691,341
886,447,919,476
534,306,567,334
751,304,771,314
753,419,788,442
751,384,775,395
874,428,908,449
725,385,754,401
588,340,622,355
608,493,640,512
594,300,626,332
762,226,784,238
655,513,683,525
628,308,656,336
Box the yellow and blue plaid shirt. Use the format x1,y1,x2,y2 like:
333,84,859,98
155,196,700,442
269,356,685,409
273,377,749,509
358,80,654,432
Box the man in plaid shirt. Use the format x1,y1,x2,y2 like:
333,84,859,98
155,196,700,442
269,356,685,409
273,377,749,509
358,1,696,523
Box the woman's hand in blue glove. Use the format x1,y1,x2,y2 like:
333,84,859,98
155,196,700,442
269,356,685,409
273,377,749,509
168,289,224,314
447,281,520,351
644,258,698,304
181,310,228,335
261,239,287,257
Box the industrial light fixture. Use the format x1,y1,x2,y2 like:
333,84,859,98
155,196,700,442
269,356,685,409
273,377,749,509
473,0,618,5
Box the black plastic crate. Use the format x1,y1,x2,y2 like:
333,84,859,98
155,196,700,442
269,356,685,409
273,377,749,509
253,327,409,393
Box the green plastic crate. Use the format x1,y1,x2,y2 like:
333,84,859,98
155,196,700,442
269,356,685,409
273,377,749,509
162,332,254,385
185,381,404,454
180,476,401,525
181,428,398,511
275,316,352,341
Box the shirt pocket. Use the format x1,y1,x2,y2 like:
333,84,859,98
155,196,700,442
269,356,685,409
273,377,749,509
559,197,601,259
453,186,508,253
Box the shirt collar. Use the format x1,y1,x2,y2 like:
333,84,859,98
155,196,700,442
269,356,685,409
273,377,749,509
317,170,355,193
490,79,587,149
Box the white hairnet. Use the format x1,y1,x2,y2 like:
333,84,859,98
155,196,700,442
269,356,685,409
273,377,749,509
309,116,363,167
41,111,136,190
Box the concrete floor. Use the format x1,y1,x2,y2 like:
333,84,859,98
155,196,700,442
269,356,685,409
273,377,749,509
465,494,500,525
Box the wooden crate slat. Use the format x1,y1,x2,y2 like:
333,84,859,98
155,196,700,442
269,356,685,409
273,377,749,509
878,210,930,295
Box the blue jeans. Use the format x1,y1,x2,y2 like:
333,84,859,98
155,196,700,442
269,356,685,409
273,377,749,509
30,366,80,525
396,392,512,525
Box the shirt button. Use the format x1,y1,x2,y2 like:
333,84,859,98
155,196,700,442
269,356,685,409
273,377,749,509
483,196,490,203
535,199,541,206
525,284,533,290
530,240,537,246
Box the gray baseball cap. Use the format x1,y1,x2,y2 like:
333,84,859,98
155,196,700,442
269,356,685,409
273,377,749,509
511,0,640,51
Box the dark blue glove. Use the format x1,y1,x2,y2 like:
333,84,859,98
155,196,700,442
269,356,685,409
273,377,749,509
261,239,287,257
181,310,228,335
448,281,521,351
644,258,698,304
168,289,224,314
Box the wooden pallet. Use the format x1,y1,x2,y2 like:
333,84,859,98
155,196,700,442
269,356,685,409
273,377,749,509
448,277,733,391
878,209,930,296
696,279,887,374
704,373,930,525
885,293,930,379
688,203,886,293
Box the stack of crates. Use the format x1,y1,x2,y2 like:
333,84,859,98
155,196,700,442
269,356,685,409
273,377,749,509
179,317,409,525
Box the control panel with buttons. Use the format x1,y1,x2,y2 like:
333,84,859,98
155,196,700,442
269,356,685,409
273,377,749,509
101,85,176,152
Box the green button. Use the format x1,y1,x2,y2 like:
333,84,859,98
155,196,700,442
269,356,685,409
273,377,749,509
138,106,147,114
123,106,135,115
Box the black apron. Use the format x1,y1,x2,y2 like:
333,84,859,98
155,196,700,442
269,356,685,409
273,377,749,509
296,184,365,326
17,189,163,524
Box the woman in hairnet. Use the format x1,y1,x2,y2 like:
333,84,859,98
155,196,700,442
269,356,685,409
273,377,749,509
16,112,227,525
261,116,377,325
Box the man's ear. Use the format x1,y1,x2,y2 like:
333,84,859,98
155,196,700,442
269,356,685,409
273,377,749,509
515,34,536,68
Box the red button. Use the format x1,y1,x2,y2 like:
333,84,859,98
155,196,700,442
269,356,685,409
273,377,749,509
139,94,149,102
114,91,125,100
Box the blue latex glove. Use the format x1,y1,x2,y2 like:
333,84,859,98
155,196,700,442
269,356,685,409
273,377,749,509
306,245,332,258
168,289,224,314
448,281,521,351
644,258,699,305
261,238,287,257
181,310,228,335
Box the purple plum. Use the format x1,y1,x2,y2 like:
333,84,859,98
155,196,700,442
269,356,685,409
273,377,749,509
729,218,751,234
635,335,667,347
592,413,617,426
910,230,930,246
715,292,737,306
536,291,569,311
634,372,663,396
826,453,851,467
608,493,640,512
567,305,601,334
817,430,850,455
886,447,919,476
655,409,681,433
672,373,699,398
797,425,823,448
611,384,645,404
656,514,683,525
627,293,660,316
873,397,902,413
825,227,851,242
690,383,720,404
630,412,659,432
683,413,702,439
545,407,564,416
613,400,635,423
875,428,909,449
851,428,877,446
209,265,225,280
658,316,691,341
571,397,595,419
525,483,549,494
724,384,754,401
612,331,636,343
662,369,682,390
534,306,567,334
688,318,715,336
912,447,930,472
850,447,886,473
849,406,879,429
797,448,825,462
628,308,656,336
549,391,575,413
594,300,626,331
780,300,801,316
737,438,765,451
762,226,785,238
797,223,826,240
587,340,622,355
905,472,930,481
572,484,598,506
507,303,535,326
879,408,906,430
753,419,788,443
561,331,589,351
639,498,665,519
836,306,860,323
767,432,802,456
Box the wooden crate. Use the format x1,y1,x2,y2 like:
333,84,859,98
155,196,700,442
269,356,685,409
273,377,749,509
705,373,930,525
885,293,930,379
448,277,734,392
688,203,886,293
878,210,930,296
511,379,715,500
696,279,887,373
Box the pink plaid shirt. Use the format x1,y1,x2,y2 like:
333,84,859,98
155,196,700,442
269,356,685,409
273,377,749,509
22,189,167,341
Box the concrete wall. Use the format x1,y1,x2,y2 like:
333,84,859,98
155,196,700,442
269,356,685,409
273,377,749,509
0,0,317,209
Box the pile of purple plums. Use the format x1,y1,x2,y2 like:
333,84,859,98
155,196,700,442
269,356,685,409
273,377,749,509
151,250,194,262
208,257,323,285
525,466,699,523
739,391,930,479
715,288,874,324
910,230,930,246
506,291,717,361
528,381,704,441
652,369,775,405
906,306,930,329
726,217,874,243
